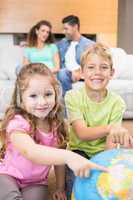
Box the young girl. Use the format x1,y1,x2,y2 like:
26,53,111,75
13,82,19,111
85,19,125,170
23,20,60,74
0,63,107,200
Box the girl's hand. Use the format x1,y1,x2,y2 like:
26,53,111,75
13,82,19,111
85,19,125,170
52,189,66,200
66,152,108,177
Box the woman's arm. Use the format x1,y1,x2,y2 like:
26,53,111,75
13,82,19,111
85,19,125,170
51,52,60,74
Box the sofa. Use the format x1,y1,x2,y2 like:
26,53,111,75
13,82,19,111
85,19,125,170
0,45,24,119
108,48,133,119
0,45,133,119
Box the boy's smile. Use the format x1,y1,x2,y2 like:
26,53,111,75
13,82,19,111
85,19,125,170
82,54,114,92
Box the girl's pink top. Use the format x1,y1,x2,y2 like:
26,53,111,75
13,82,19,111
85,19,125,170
0,115,57,188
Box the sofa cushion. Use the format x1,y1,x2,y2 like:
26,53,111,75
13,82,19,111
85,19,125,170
0,45,24,80
108,79,133,118
119,55,133,80
0,80,15,119
109,47,127,79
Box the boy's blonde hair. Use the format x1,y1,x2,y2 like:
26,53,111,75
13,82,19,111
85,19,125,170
80,43,113,69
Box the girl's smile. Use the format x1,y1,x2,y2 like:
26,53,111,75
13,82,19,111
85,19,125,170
22,74,55,119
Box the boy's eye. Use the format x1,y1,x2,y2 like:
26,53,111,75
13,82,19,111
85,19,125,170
29,94,37,98
101,65,110,69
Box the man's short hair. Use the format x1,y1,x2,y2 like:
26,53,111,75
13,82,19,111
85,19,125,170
62,15,80,29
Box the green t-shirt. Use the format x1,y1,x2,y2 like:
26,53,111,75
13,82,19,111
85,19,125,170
24,44,58,69
65,84,126,157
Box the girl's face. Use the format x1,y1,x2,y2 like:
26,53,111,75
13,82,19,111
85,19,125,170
21,74,55,119
36,25,50,43
82,54,114,92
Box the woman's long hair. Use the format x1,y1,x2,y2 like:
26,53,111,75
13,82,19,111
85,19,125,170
0,63,67,158
27,20,55,47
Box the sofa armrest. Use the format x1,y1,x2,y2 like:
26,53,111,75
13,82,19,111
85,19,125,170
0,80,15,119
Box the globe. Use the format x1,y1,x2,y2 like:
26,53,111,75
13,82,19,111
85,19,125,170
72,149,133,200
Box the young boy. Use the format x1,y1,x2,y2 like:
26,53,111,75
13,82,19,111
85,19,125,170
65,43,133,199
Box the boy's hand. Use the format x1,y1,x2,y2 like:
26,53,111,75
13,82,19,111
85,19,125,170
105,134,118,149
52,189,66,200
108,124,133,148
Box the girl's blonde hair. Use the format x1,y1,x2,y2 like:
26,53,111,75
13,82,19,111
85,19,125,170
81,43,113,69
0,63,66,157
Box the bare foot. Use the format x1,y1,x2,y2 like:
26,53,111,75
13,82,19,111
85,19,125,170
72,68,82,82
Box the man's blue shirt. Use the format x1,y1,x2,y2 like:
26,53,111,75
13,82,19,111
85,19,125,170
57,36,95,68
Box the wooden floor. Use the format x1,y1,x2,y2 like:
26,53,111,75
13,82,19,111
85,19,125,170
123,119,133,133
48,119,133,199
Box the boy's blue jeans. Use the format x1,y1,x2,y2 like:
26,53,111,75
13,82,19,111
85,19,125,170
65,150,90,200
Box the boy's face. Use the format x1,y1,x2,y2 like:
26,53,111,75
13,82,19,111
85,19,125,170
82,54,114,92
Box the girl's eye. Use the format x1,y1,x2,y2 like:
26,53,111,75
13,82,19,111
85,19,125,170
30,94,37,98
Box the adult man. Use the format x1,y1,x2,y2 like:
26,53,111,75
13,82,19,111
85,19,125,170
57,15,95,95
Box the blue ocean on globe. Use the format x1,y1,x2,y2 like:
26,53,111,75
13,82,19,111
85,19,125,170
72,148,133,200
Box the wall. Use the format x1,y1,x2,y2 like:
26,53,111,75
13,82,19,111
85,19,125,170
0,34,14,47
0,0,118,46
118,0,133,53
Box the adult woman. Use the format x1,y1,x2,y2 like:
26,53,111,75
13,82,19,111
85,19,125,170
23,20,60,74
